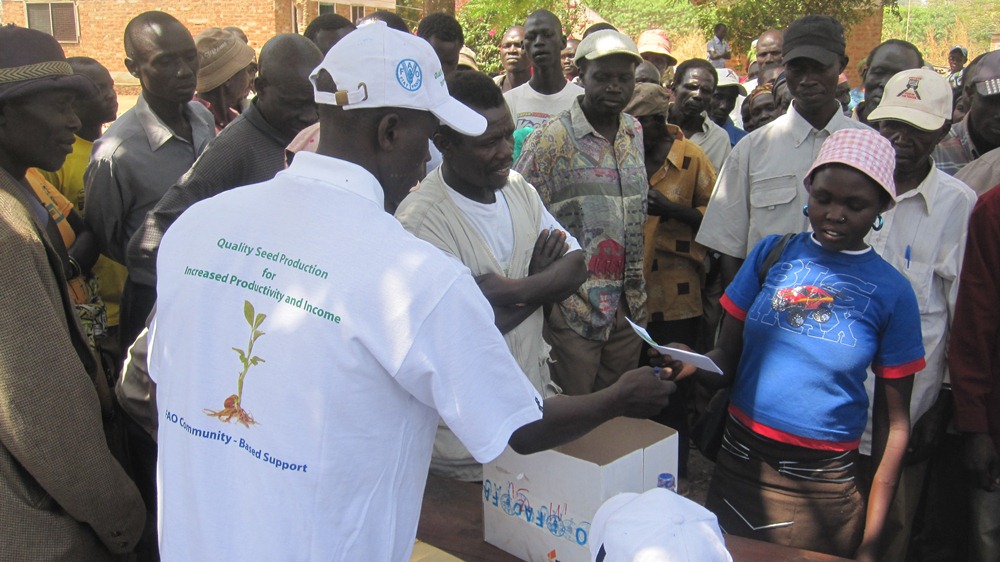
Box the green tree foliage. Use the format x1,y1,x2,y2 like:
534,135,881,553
585,0,700,37
882,0,999,66
697,0,898,58
456,0,586,76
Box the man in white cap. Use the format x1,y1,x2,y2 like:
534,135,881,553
515,29,648,396
148,23,675,561
864,67,977,561
709,67,748,147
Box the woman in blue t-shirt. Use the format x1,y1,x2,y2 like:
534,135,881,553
677,129,924,562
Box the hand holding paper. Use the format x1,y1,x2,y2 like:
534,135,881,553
626,318,724,376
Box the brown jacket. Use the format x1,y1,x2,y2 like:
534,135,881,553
0,169,145,560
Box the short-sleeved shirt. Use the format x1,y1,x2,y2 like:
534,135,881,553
85,93,215,264
722,233,925,450
515,97,648,340
150,151,542,561
696,102,871,259
504,81,584,130
644,127,716,322
707,36,729,69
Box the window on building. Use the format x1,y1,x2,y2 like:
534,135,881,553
318,3,335,15
350,5,365,22
25,2,79,43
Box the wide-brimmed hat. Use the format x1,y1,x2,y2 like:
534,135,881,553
196,27,256,93
636,29,677,67
805,128,896,209
0,25,96,102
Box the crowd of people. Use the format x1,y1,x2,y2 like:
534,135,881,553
1,6,998,562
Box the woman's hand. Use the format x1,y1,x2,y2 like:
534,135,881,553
646,344,699,382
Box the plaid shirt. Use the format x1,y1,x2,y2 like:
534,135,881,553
933,114,982,176
515,97,648,340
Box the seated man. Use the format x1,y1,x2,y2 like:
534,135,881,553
397,71,586,480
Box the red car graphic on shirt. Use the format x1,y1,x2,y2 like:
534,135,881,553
771,285,836,327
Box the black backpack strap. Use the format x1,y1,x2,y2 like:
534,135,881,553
758,233,795,286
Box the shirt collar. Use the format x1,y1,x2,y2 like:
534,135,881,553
895,161,941,215
134,93,213,152
243,100,297,147
663,124,687,170
788,101,852,148
569,96,636,141
281,151,385,208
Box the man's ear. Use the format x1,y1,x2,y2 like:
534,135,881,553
124,57,139,78
431,128,452,155
376,111,402,152
839,56,849,75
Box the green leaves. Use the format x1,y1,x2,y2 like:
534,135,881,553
244,300,255,326
232,347,247,365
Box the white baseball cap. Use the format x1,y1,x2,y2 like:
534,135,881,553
716,68,747,96
867,68,953,132
589,489,733,562
309,22,486,136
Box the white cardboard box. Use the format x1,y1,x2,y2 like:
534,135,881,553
483,418,678,562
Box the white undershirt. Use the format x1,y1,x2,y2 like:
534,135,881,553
444,182,581,271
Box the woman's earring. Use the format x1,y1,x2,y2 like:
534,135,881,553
802,204,809,217
872,214,884,231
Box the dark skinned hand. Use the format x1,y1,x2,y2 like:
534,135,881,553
612,366,678,418
528,229,569,275
965,432,1000,491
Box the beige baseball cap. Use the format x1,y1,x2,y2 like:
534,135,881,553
575,29,643,66
867,68,953,132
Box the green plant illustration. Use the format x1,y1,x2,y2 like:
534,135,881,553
205,300,267,427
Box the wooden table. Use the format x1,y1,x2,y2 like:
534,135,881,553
418,475,850,562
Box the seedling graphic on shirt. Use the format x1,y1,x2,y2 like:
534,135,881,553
204,300,267,428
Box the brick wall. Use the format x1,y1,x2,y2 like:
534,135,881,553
0,0,300,90
844,9,884,88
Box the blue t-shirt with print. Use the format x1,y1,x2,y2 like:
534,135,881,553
722,233,924,445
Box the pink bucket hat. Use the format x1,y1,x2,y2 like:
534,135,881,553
804,128,897,209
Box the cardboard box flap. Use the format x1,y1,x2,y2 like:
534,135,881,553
554,418,677,466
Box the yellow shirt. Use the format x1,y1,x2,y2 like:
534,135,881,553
643,126,717,322
40,135,91,212
37,136,127,326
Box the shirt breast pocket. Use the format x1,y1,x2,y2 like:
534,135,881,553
900,261,936,314
749,174,799,210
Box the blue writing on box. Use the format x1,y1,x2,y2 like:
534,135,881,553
483,480,590,546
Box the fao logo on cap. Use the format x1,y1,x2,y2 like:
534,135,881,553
396,59,423,92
